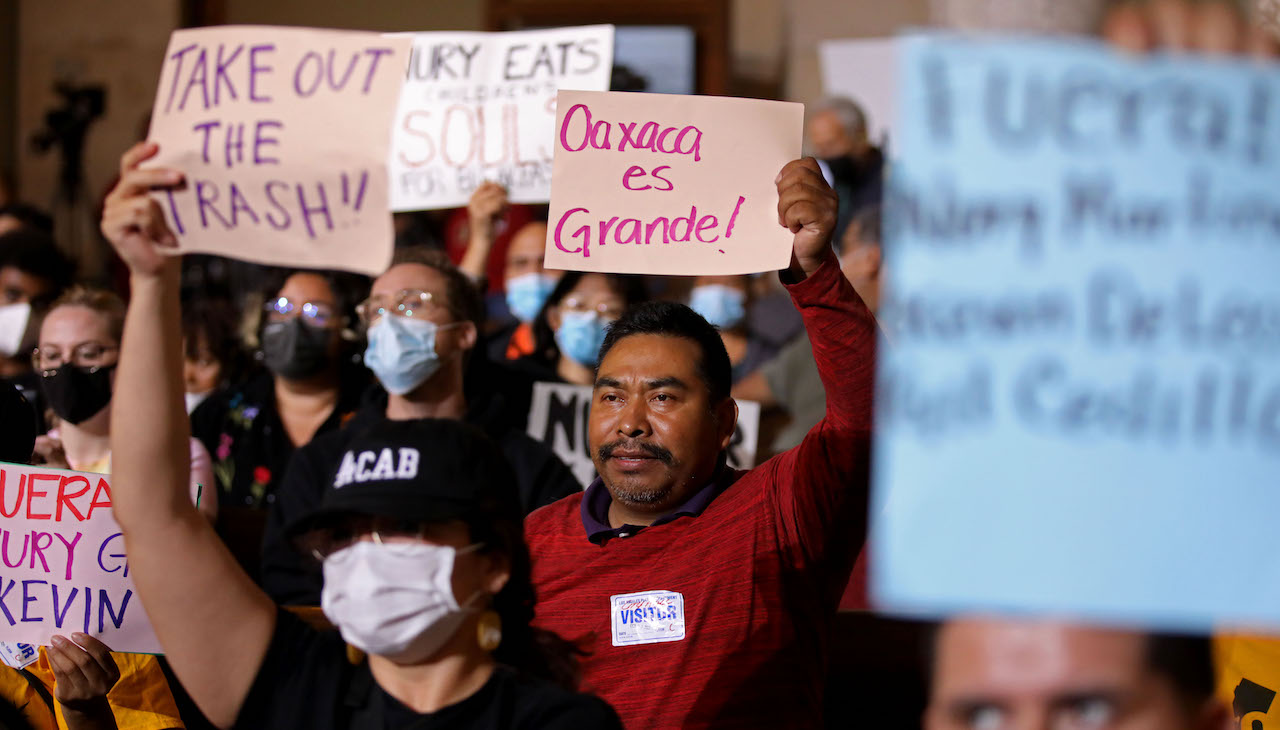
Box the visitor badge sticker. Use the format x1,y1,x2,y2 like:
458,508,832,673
610,590,686,647
0,642,39,669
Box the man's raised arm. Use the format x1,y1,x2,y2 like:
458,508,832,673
104,142,275,729
770,158,878,570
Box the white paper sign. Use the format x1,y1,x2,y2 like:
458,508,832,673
818,38,898,150
388,25,615,211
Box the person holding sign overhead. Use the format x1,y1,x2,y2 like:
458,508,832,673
523,156,875,728
99,141,620,729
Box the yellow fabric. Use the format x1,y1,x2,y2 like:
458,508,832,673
0,649,182,730
1215,633,1280,728
76,456,111,476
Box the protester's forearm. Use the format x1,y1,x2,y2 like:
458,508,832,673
786,248,835,283
110,262,194,532
794,259,876,431
459,229,494,281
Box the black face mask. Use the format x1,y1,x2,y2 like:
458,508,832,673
823,155,858,183
40,364,115,425
261,318,332,380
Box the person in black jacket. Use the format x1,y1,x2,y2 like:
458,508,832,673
261,247,581,606
807,96,884,247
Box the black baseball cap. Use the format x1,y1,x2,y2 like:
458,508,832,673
285,418,518,540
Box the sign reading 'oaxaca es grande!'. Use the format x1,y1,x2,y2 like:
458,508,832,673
871,34,1280,633
544,90,803,276
145,26,411,276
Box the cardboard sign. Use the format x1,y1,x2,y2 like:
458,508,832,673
818,38,898,150
146,26,411,276
871,35,1280,631
526,382,761,487
544,91,803,276
0,463,160,652
388,25,615,211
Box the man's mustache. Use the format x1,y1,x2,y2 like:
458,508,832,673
597,440,674,465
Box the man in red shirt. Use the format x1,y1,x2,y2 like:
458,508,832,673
525,157,876,729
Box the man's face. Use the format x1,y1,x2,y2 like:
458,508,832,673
589,334,735,515
505,222,557,282
808,110,858,160
926,619,1220,730
368,263,476,364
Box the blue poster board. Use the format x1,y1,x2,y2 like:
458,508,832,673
872,34,1280,631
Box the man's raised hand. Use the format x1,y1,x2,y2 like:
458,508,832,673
776,157,839,279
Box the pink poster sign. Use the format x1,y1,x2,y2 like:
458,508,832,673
145,26,411,276
544,90,803,276
0,463,161,653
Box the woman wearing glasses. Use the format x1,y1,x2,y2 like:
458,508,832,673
259,247,580,607
33,286,216,521
519,273,648,387
189,269,369,576
20,285,199,730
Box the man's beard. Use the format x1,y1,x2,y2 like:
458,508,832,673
597,439,675,505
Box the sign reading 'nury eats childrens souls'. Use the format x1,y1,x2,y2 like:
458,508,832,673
544,91,803,276
145,26,411,277
388,25,614,211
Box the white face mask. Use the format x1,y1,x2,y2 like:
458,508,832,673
320,540,483,664
0,303,31,357
184,389,213,414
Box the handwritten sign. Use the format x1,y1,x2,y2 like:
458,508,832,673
146,26,411,276
544,91,802,276
871,35,1280,631
388,26,614,211
0,463,160,652
526,382,761,487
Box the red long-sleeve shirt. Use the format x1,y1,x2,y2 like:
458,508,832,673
525,257,876,729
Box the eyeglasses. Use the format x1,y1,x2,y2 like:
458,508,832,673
32,342,119,373
355,289,447,325
264,297,337,328
561,297,624,322
302,516,473,560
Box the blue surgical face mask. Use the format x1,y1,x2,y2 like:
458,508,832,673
555,310,608,367
689,285,746,330
363,316,460,396
505,273,558,324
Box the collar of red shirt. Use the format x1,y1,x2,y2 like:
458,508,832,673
579,459,739,544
